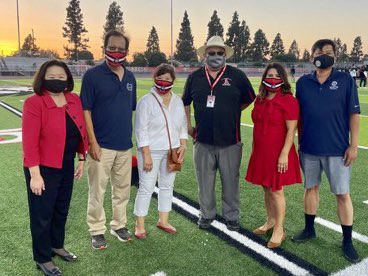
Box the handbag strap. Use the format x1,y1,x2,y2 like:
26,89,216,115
151,92,173,150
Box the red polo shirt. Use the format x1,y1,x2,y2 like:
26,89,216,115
22,91,88,169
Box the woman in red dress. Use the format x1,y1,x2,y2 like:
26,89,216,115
246,63,302,249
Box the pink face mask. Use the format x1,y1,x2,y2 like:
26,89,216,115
262,78,284,93
154,80,173,95
105,50,127,67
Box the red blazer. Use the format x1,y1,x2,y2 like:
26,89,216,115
22,91,88,169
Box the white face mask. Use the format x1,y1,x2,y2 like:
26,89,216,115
206,55,226,69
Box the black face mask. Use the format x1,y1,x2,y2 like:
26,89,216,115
313,54,335,69
43,79,68,93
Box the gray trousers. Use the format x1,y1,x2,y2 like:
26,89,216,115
193,142,243,221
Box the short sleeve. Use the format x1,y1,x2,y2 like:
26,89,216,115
283,95,299,120
237,70,256,105
347,76,360,114
182,73,193,106
80,71,95,110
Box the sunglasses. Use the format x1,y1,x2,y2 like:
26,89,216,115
207,51,225,56
106,46,126,52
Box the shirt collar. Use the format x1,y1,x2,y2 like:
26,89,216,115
308,67,338,82
150,87,176,103
201,65,227,77
100,60,113,73
41,90,74,109
100,60,127,74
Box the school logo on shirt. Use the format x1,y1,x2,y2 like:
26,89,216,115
330,81,339,90
126,83,133,92
222,78,232,86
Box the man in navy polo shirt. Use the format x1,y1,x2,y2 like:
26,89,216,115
292,39,361,263
80,30,137,249
182,36,255,231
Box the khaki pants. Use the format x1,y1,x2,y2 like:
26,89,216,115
87,148,132,235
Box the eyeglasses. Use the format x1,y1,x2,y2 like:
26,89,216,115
106,46,126,52
207,51,225,56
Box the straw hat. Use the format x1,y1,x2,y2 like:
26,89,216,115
197,36,234,59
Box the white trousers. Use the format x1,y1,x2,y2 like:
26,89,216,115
134,150,176,217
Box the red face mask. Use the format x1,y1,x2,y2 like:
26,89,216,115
262,78,284,93
105,51,127,67
154,80,173,95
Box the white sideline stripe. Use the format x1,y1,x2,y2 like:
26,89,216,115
190,114,368,149
331,257,368,276
363,200,368,205
0,128,21,133
154,186,312,276
315,217,368,244
150,272,167,276
241,122,254,128
0,101,23,117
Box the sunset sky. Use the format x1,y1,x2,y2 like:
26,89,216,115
1,0,368,60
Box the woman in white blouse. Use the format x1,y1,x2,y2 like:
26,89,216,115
134,64,188,239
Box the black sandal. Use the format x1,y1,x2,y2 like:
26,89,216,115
36,262,62,275
51,249,78,262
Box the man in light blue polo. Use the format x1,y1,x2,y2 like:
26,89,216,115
292,39,361,263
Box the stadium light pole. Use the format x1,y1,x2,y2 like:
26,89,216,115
16,0,21,55
170,0,173,65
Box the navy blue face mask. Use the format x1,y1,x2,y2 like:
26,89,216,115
313,54,335,69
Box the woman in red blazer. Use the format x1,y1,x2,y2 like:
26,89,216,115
22,60,88,276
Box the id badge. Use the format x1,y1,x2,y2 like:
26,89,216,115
206,95,216,108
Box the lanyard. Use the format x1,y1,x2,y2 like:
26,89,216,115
205,65,227,96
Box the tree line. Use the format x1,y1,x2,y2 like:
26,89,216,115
14,0,367,66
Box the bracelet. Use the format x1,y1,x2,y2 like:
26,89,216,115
78,158,86,161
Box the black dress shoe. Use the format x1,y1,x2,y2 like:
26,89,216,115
36,262,62,276
226,220,240,231
342,241,360,263
291,228,316,243
51,249,78,262
197,218,214,229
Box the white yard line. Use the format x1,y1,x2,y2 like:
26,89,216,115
363,200,368,205
0,101,23,117
0,128,22,133
315,217,368,244
241,122,254,128
0,129,22,144
331,257,368,276
158,187,314,276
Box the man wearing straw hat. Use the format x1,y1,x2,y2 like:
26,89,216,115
182,36,256,231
